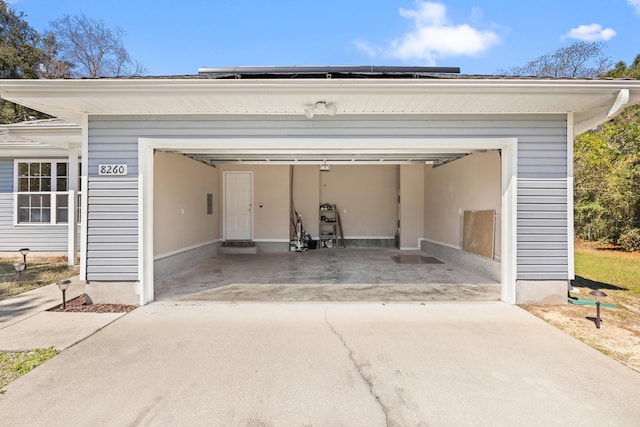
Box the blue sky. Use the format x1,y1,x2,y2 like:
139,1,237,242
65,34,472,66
8,0,640,76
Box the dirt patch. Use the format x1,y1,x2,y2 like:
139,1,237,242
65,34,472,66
522,302,640,372
522,240,640,373
48,294,137,314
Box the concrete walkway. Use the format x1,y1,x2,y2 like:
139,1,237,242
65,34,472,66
0,277,126,351
1,301,639,426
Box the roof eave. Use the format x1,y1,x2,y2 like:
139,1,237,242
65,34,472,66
2,77,640,126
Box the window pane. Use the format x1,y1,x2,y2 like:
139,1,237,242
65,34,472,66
31,195,41,208
30,163,40,177
56,194,68,223
78,163,82,191
41,163,51,177
30,210,41,222
42,208,50,222
17,194,30,208
56,194,68,207
57,208,68,223
18,163,28,176
41,194,50,207
41,178,51,192
18,208,29,223
57,178,67,191
29,177,39,191
18,178,29,191
57,163,67,177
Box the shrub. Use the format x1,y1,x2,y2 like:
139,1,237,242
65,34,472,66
618,228,640,252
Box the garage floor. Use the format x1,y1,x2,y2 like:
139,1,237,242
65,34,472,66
155,248,501,302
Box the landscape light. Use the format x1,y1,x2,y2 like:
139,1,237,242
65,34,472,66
18,248,29,270
14,262,26,286
57,279,71,309
589,289,608,329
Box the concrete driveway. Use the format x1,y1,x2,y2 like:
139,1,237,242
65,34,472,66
1,301,639,426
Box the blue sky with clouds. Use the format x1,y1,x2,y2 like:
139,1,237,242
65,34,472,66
8,0,640,76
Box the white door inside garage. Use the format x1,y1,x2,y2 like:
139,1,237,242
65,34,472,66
224,171,253,240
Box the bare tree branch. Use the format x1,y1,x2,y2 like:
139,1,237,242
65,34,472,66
498,41,612,78
47,13,145,78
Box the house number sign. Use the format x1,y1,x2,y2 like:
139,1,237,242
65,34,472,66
98,164,128,176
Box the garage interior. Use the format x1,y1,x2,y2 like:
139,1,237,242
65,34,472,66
151,142,503,302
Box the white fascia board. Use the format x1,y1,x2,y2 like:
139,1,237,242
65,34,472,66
3,76,640,89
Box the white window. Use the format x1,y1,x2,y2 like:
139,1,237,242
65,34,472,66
14,160,82,224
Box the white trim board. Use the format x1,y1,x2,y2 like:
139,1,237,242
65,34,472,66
153,239,221,261
419,237,461,251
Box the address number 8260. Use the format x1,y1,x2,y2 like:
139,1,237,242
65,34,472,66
98,164,128,176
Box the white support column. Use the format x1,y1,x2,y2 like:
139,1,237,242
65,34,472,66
501,139,518,304
138,140,155,305
67,149,79,265
79,114,89,280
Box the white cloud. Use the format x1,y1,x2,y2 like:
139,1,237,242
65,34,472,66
355,1,500,65
562,24,617,42
628,0,640,14
353,40,380,58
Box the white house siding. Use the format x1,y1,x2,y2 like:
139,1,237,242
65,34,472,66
84,119,139,281
0,158,72,251
516,126,569,279
86,114,568,282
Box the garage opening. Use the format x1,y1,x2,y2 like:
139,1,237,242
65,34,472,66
142,136,513,303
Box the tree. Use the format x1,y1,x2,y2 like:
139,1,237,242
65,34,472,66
498,41,612,78
0,0,42,79
47,13,144,78
573,58,640,250
38,33,72,79
0,0,55,122
606,54,640,79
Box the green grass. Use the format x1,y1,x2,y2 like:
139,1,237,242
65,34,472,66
0,348,59,393
574,249,640,295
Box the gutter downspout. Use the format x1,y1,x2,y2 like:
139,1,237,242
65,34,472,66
573,89,630,136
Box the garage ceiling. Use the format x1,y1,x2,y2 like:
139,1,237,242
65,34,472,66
164,147,484,166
